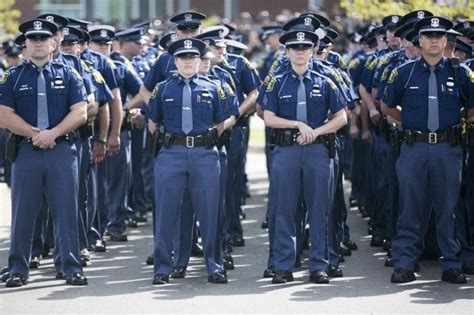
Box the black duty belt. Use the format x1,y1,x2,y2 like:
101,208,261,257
171,134,207,148
403,130,452,145
21,132,77,148
272,128,333,146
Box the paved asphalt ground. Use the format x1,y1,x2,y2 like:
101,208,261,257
0,140,473,314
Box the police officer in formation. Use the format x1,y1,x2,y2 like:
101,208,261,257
0,18,88,286
1,8,474,288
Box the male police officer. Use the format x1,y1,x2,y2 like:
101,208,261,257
261,29,347,284
0,18,88,287
148,38,231,285
382,16,474,284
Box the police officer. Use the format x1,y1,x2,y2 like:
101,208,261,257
148,38,230,285
89,25,143,241
140,11,206,266
0,19,88,287
382,16,474,283
261,29,347,284
112,27,150,224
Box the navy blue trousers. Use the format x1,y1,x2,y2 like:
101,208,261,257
392,143,462,271
8,142,83,278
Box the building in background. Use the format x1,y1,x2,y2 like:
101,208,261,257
13,0,337,24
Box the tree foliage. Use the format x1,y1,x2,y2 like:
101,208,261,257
0,0,21,36
340,0,474,22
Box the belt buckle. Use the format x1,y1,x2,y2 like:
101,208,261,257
186,136,195,148
428,132,437,144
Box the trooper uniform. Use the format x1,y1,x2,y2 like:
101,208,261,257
384,16,474,284
0,19,88,287
261,29,346,284
149,38,230,285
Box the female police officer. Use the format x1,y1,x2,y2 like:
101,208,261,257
261,29,347,284
0,18,88,287
148,38,231,285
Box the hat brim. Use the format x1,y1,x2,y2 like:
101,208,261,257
174,49,201,56
177,23,200,31
286,42,314,48
419,30,447,35
25,30,52,38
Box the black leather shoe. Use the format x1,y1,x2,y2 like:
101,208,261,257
146,255,154,265
171,267,186,279
109,232,128,242
5,274,28,287
42,246,51,258
152,274,169,285
339,244,352,256
383,240,392,252
339,255,345,263
80,257,88,267
310,270,329,284
126,218,138,228
272,271,294,284
327,265,343,277
349,196,359,208
231,236,245,247
263,266,276,278
385,257,394,267
294,255,302,268
55,272,65,280
1,266,9,282
223,254,235,270
261,220,268,229
81,248,91,262
391,268,416,283
191,243,203,257
29,256,40,269
208,271,228,284
370,235,384,247
441,268,467,284
135,212,148,223
343,240,358,251
89,240,106,252
462,261,474,275
66,272,88,285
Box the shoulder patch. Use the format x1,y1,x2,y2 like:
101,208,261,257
80,59,91,72
338,58,347,70
348,58,360,70
388,68,398,84
326,78,338,91
367,58,378,70
92,71,105,84
150,83,160,99
218,85,227,100
467,68,474,83
223,82,235,97
263,74,274,87
381,68,389,82
331,69,343,83
265,76,276,92
0,71,10,84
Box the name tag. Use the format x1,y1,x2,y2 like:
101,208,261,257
280,95,292,99
408,86,419,89
164,98,174,102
